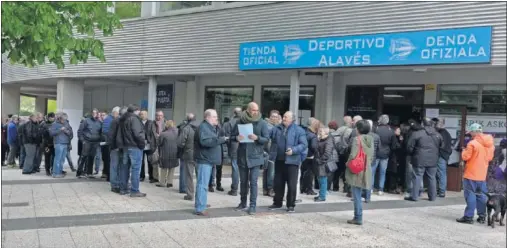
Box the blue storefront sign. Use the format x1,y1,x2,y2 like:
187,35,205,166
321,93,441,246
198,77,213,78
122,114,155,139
238,26,492,70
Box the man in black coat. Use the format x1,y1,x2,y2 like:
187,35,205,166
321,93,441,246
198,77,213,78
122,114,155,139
432,118,453,198
42,113,56,176
405,118,444,202
373,114,399,195
22,114,43,174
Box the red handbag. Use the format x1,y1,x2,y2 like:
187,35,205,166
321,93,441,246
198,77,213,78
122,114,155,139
347,136,366,174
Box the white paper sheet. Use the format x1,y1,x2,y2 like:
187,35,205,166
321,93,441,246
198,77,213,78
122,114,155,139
238,123,254,143
444,117,459,128
425,108,439,118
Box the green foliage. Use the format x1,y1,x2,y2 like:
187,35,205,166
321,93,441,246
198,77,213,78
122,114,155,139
115,2,141,19
19,95,35,116
46,99,57,114
1,2,123,69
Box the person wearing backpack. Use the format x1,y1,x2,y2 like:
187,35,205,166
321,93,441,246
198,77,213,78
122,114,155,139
329,116,353,193
345,120,374,225
405,118,443,202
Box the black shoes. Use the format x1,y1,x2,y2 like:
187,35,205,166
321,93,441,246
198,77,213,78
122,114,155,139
287,207,295,213
268,204,283,210
130,192,147,197
228,190,238,196
183,195,193,201
456,216,474,224
216,186,224,192
111,188,120,194
404,197,417,202
235,204,248,211
476,216,486,224
209,186,215,192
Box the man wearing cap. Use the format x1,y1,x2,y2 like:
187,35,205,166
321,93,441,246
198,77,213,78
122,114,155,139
456,123,495,224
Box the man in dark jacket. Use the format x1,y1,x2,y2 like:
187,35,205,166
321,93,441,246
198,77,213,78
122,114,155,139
139,110,158,183
230,102,269,215
50,112,73,178
1,118,8,166
268,111,308,213
42,113,56,176
33,113,45,172
373,114,399,195
432,117,453,198
17,119,27,169
118,105,146,197
22,113,43,174
177,113,198,201
405,118,444,202
77,109,103,179
100,106,120,181
224,107,242,196
194,109,228,216
109,107,126,194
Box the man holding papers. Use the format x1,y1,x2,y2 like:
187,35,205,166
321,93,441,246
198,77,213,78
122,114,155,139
230,102,269,215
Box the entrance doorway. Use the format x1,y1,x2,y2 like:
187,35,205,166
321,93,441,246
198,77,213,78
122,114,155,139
380,86,424,125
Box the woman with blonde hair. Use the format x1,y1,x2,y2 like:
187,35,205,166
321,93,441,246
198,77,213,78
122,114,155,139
156,120,180,188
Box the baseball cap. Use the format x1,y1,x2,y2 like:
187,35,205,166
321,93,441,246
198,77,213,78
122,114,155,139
467,123,483,133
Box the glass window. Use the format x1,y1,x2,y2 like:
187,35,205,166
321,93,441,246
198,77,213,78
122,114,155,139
115,2,141,19
481,85,507,114
438,85,479,114
204,87,254,123
159,2,212,12
261,86,316,122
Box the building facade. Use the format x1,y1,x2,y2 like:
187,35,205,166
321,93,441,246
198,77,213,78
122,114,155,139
2,1,506,160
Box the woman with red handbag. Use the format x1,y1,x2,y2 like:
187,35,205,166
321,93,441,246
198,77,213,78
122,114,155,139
345,120,374,225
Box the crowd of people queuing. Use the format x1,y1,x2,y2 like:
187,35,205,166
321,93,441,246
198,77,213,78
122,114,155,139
1,102,506,225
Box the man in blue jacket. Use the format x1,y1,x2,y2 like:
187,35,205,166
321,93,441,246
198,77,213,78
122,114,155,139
6,115,19,167
268,111,308,213
50,112,73,178
230,102,269,215
194,109,228,216
100,106,120,181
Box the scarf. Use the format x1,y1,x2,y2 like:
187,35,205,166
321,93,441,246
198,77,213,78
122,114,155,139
240,110,261,124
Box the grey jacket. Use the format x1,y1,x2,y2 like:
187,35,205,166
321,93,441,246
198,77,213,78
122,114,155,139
177,120,198,161
50,121,73,144
158,128,179,169
231,118,269,168
314,136,335,177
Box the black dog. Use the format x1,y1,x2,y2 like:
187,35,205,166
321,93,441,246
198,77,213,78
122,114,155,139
486,193,506,228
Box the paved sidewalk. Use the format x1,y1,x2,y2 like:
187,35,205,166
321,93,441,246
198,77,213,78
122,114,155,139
1,165,505,248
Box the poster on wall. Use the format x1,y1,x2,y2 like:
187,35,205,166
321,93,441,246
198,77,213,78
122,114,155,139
156,84,173,109
441,115,507,165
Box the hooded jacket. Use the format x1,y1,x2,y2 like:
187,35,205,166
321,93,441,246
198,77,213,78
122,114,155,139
345,134,374,189
462,133,495,181
406,124,444,168
177,120,199,161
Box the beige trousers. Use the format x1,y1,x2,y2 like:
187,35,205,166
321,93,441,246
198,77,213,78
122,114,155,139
158,167,175,185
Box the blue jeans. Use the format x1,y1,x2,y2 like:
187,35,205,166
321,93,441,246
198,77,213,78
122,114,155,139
239,165,261,207
231,159,239,191
436,157,447,194
263,160,275,190
95,146,102,173
110,149,121,189
123,148,143,193
463,178,487,218
52,144,67,176
179,159,186,193
351,186,363,223
371,158,389,191
318,176,328,200
118,150,130,193
195,163,213,213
